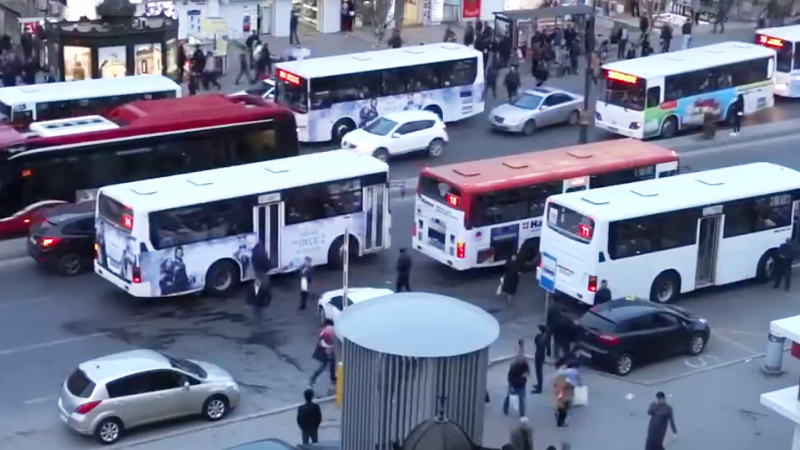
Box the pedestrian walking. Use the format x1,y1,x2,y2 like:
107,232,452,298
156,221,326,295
395,248,412,292
504,65,521,100
203,51,222,90
297,388,322,444
660,23,672,53
532,325,550,394
246,31,260,66
246,269,270,329
589,50,600,85
388,29,403,48
290,9,301,45
503,339,529,417
509,416,533,450
235,51,251,85
617,27,629,60
645,392,677,450
299,256,313,310
255,43,272,80
553,360,574,427
191,45,205,78
568,39,580,75
500,254,521,302
188,72,199,95
485,58,499,99
594,280,611,304
309,319,337,388
548,306,574,360
774,238,797,291
731,93,744,136
681,18,693,49
712,5,726,34
177,44,187,83
464,22,475,47
639,15,649,35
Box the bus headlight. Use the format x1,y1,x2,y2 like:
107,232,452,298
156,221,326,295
777,83,789,90
629,122,642,130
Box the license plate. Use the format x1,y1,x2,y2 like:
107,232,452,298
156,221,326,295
60,413,68,424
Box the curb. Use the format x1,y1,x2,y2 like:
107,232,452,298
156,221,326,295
116,354,522,448
661,117,800,153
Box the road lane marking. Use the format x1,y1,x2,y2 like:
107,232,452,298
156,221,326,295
711,330,759,354
0,295,57,310
23,395,59,406
0,332,108,357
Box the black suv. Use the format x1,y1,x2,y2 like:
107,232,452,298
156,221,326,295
27,203,95,276
573,298,710,376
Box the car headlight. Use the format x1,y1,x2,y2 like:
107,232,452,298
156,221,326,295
698,318,707,324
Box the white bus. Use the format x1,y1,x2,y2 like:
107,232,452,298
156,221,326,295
539,163,800,305
595,41,776,140
275,43,484,143
756,25,800,97
0,75,181,129
94,150,391,298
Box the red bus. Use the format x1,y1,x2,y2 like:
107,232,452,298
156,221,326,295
0,94,298,238
413,139,680,270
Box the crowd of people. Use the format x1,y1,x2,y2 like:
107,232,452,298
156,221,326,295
0,33,50,87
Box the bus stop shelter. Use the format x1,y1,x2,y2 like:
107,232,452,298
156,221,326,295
493,5,594,50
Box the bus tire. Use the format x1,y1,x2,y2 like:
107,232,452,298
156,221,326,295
522,120,537,136
327,234,359,269
649,270,681,303
424,105,443,120
205,260,240,297
756,249,779,283
332,119,356,144
659,116,678,139
518,238,540,272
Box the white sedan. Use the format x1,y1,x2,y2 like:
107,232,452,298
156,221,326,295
341,111,448,162
318,288,394,324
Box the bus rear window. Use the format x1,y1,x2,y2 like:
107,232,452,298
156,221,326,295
418,175,462,208
98,194,133,229
547,203,595,243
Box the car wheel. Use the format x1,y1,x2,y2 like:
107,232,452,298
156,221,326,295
650,271,681,303
202,395,229,421
94,417,123,445
756,249,778,283
427,139,445,157
372,148,389,162
205,260,240,297
57,253,84,277
687,333,707,356
332,119,356,144
522,120,537,136
659,116,678,139
614,353,634,376
568,110,581,125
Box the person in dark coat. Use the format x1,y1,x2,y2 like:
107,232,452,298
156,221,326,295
464,22,475,47
504,65,521,100
396,248,412,292
191,46,205,76
245,31,260,66
568,39,581,75
731,94,744,136
774,238,797,291
639,15,649,34
246,272,271,327
177,44,187,83
645,392,677,450
290,9,301,45
660,23,673,52
484,58,499,99
532,324,550,393
503,340,529,417
501,254,521,302
297,388,322,444
594,280,612,304
299,256,313,310
548,306,574,360
388,29,403,48
509,417,533,450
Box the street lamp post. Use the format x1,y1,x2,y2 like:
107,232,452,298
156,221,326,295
578,0,597,144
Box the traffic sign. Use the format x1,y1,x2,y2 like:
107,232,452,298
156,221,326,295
539,252,557,293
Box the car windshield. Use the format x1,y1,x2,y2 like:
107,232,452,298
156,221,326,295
162,353,207,379
510,93,544,110
363,117,398,136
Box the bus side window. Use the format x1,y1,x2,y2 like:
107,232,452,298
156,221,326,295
646,87,661,109
13,110,33,127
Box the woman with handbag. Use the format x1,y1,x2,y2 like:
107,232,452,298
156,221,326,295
309,319,336,388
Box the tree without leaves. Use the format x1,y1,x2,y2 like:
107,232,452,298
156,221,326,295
357,0,394,47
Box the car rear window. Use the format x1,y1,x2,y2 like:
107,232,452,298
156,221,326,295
578,310,616,332
66,369,96,398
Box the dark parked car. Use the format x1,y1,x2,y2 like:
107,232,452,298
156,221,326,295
573,298,710,376
27,203,94,276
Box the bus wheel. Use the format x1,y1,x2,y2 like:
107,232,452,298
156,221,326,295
756,249,779,283
424,105,443,120
205,260,240,297
518,239,540,272
327,235,358,269
332,119,356,144
649,270,680,303
659,117,678,139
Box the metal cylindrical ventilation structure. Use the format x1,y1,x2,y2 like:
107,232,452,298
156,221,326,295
336,292,500,450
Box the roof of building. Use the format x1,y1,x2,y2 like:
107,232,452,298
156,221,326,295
276,44,482,79
422,139,677,194
757,24,800,41
0,75,180,105
99,150,389,212
549,162,800,222
601,41,776,79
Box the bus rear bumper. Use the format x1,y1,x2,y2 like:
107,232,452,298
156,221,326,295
413,240,470,271
594,121,643,139
95,262,152,297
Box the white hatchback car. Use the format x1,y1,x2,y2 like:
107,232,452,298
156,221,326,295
341,111,448,162
318,287,394,324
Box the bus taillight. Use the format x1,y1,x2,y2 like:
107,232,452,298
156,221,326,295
132,266,142,284
588,276,598,293
456,241,465,259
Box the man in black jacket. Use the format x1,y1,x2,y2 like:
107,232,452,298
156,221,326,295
297,388,322,444
396,248,412,292
532,325,550,394
594,280,612,305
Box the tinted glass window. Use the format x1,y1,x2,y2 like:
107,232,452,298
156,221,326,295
590,166,656,189
628,314,658,331
609,208,700,259
67,369,96,398
150,370,182,391
578,310,616,332
724,193,794,238
604,76,645,111
775,43,793,72
106,372,155,398
546,202,595,243
646,86,661,108
150,198,253,249
285,178,363,225
98,194,132,228
63,216,95,235
418,175,462,208
472,183,559,228
276,77,309,113
652,312,679,327
328,295,344,310
664,57,771,101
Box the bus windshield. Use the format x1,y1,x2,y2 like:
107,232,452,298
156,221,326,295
277,79,309,113
603,77,645,111
0,101,9,123
775,42,794,72
547,202,595,243
419,175,462,209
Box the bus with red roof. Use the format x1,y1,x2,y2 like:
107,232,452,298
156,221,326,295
0,94,298,238
412,140,680,270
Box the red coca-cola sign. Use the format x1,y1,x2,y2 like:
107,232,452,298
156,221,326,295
462,0,481,19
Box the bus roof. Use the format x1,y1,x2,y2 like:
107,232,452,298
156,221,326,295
550,162,800,222
421,139,677,195
276,43,481,79
757,24,800,42
601,42,776,79
0,75,180,106
9,95,292,155
99,150,389,213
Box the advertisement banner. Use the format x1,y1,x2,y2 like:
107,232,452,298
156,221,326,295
463,0,481,18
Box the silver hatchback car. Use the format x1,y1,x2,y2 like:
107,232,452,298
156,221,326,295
58,349,240,445
489,87,584,135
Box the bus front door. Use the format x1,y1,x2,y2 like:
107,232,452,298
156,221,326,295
695,215,722,288
363,185,386,251
254,201,284,271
